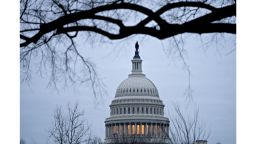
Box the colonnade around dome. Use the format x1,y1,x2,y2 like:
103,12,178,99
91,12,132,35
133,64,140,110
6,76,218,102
105,121,169,143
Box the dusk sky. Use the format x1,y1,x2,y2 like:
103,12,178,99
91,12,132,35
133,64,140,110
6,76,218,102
21,33,235,144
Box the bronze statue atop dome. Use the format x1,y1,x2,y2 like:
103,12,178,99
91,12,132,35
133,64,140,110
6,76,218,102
134,41,140,59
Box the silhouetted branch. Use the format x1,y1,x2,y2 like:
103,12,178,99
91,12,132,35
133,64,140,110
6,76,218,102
20,1,236,47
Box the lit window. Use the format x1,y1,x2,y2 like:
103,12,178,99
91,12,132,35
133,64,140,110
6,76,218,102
141,124,145,135
132,124,135,135
137,124,140,135
127,124,130,136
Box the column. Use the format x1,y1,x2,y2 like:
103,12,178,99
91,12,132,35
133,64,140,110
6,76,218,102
135,123,137,135
109,125,111,137
122,123,125,136
165,124,168,137
167,124,169,137
106,125,108,138
151,123,153,136
105,125,107,138
140,123,142,136
108,125,110,138
118,123,121,136
157,124,160,137
124,123,127,136
154,123,157,137
160,124,163,137
148,123,152,136
146,123,148,136
129,122,132,136
161,124,166,137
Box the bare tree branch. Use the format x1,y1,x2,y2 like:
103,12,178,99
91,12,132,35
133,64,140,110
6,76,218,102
20,1,236,47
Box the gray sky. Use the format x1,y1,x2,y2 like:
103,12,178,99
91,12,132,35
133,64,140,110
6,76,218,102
21,34,235,144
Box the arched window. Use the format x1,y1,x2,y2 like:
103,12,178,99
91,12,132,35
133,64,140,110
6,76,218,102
132,107,135,114
124,107,126,114
137,107,139,114
120,108,122,114
128,107,130,114
150,107,152,114
146,107,148,114
142,107,144,114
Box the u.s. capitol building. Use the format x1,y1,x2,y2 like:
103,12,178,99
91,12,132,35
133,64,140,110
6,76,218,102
105,42,170,144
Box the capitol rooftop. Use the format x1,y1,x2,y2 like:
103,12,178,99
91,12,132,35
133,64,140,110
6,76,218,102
105,42,170,144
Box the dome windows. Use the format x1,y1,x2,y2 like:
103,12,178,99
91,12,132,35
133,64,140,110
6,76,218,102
111,105,164,116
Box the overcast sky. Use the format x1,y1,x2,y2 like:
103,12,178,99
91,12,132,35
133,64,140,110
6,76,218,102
21,33,235,144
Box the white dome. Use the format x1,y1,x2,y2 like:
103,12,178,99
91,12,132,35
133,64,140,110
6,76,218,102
115,75,159,97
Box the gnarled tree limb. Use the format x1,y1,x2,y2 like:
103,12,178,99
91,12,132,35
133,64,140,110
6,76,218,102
20,1,236,47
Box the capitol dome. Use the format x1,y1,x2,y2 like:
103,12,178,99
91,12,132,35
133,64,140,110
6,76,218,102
115,75,159,97
105,42,169,144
